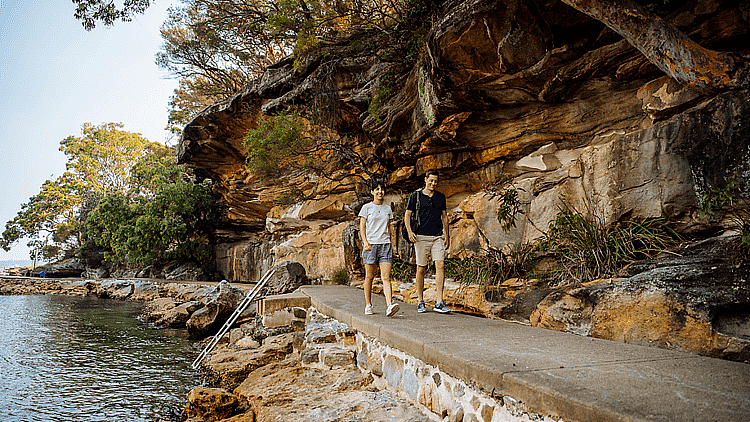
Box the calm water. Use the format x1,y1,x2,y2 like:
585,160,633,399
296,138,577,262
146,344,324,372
0,295,200,422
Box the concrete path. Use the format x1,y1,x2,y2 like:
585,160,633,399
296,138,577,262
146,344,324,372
300,284,750,422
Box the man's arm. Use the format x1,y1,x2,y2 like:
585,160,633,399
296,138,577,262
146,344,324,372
442,209,450,249
404,209,417,242
388,219,398,257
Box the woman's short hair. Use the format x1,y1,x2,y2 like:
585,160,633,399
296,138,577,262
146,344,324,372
369,178,386,192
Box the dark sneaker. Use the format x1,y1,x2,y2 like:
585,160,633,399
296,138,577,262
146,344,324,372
433,301,451,313
386,302,400,317
417,300,427,313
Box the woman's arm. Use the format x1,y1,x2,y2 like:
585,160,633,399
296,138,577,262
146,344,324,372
359,216,371,251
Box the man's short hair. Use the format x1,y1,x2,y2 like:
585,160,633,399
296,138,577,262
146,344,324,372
425,169,440,179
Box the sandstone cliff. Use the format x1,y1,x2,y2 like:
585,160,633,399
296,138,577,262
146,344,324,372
177,0,750,360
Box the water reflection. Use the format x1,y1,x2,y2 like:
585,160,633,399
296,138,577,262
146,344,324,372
0,295,199,422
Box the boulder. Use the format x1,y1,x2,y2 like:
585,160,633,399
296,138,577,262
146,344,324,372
142,297,179,322
531,236,750,362
129,281,160,301
272,225,345,282
264,261,308,295
233,357,429,422
96,279,133,299
181,387,241,422
158,300,204,328
199,333,296,391
165,261,205,282
186,280,246,339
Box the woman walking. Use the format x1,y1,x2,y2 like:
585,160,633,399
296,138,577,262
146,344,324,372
358,179,399,317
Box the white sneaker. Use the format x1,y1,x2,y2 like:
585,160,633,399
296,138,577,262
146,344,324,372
365,304,374,315
386,302,400,317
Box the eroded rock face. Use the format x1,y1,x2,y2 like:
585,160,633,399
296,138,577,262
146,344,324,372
178,0,750,279
176,0,750,360
189,305,429,422
200,333,296,391
234,358,429,422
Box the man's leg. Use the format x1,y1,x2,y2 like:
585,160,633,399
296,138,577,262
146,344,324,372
434,259,445,302
415,264,426,302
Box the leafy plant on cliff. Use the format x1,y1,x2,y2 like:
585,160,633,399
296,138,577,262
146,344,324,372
333,267,349,285
445,246,536,287
701,176,750,262
446,177,681,288
243,111,308,177
390,256,415,282
539,199,681,285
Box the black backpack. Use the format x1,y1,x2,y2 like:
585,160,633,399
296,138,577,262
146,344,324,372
401,190,421,243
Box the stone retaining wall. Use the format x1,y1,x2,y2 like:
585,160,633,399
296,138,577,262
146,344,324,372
302,308,560,422
354,327,559,422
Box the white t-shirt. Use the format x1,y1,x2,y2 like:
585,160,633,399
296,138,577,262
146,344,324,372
358,202,393,245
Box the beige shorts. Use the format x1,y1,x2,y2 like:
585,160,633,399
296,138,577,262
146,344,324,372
414,235,445,267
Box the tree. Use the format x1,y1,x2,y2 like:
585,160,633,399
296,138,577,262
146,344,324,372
2,123,171,261
73,0,152,30
82,174,214,268
60,122,155,195
560,0,749,92
157,0,295,131
1,172,84,262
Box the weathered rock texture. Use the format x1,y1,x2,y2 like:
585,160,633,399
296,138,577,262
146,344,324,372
177,0,750,359
186,307,432,422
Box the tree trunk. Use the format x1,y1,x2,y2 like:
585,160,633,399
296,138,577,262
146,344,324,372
560,0,750,92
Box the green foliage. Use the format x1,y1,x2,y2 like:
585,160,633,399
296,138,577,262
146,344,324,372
333,267,349,285
540,199,681,285
484,174,525,231
446,246,536,287
368,71,397,122
83,193,135,265
60,122,154,195
445,177,680,288
701,176,750,261
390,256,415,282
277,188,304,206
3,122,213,267
83,179,214,268
243,112,308,176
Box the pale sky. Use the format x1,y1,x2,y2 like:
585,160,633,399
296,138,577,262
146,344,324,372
0,0,179,261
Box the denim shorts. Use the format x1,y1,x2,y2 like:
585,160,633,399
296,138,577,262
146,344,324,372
362,243,393,264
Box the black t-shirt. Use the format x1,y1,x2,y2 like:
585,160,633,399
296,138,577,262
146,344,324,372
406,190,446,236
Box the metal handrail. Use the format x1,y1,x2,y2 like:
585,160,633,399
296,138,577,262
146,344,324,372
191,268,277,369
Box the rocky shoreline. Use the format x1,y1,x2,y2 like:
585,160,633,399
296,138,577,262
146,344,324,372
1,262,569,422
0,268,436,422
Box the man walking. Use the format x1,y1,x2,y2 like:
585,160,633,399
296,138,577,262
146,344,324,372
404,170,451,313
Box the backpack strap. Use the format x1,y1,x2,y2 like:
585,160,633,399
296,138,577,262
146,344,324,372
413,189,421,233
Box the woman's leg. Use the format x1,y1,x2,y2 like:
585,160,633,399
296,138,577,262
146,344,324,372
379,261,393,305
364,263,376,306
